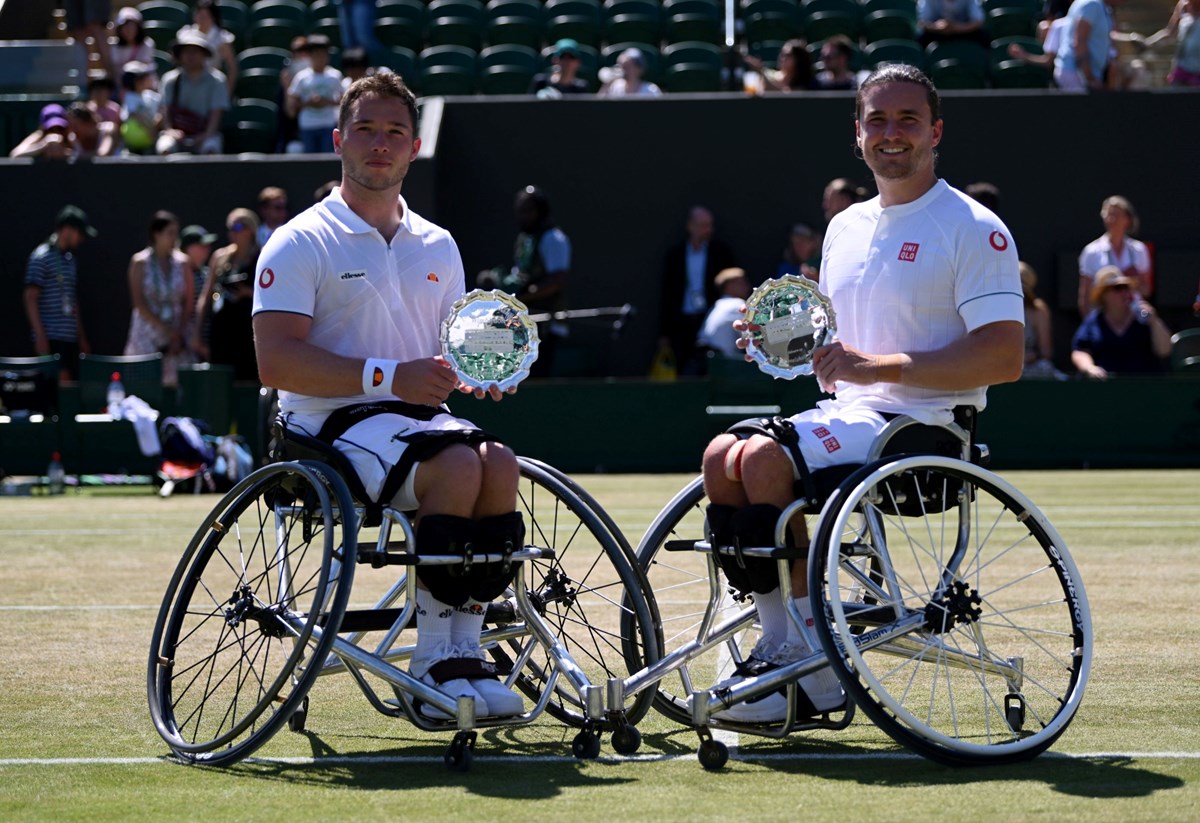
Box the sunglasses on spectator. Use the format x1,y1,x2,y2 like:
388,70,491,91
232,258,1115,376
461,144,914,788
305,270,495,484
229,221,248,232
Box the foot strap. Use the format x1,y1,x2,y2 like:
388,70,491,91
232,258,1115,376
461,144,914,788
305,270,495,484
426,656,512,683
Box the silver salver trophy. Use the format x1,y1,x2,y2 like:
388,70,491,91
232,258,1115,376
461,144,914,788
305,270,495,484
440,289,540,391
741,275,837,380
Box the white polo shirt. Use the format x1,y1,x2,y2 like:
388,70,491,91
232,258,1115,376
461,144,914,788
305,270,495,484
253,187,465,427
1078,233,1150,281
819,179,1023,424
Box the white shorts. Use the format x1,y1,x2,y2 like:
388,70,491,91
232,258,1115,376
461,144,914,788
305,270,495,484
312,410,482,510
780,402,889,479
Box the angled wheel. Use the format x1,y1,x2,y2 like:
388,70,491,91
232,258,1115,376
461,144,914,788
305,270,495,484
490,458,660,727
148,462,357,765
809,455,1092,765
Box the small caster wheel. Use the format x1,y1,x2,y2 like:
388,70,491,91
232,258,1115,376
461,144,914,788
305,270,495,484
698,740,728,771
610,724,641,755
445,731,477,772
287,697,309,732
1004,693,1026,732
572,731,602,760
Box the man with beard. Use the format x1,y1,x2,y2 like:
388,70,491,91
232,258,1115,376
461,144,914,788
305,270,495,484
252,72,526,721
697,64,1024,723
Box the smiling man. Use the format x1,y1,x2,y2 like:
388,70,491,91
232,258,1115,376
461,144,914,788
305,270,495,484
698,64,1025,724
252,73,526,721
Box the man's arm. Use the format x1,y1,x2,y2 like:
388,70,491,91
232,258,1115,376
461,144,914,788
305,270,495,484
1073,17,1099,88
253,311,461,406
812,320,1025,391
23,285,49,354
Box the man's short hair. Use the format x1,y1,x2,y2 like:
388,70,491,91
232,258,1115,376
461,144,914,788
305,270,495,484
338,72,419,133
855,63,941,123
258,186,287,205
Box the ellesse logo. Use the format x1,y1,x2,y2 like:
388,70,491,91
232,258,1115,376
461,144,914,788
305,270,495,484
340,269,367,281
372,367,385,387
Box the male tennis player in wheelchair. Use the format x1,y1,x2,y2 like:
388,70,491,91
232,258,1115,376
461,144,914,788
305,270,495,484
700,64,1025,722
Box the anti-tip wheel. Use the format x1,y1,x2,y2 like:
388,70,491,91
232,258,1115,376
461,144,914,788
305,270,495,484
610,724,642,755
698,740,729,771
572,731,602,760
287,696,309,733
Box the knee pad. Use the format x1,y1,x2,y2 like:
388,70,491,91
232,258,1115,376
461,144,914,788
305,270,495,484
708,503,753,595
415,514,476,607
468,511,526,602
726,504,787,595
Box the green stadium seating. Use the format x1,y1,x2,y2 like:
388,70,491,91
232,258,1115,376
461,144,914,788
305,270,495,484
807,36,864,71
988,58,1050,87
250,18,304,50
374,46,420,86
425,0,487,49
136,0,191,28
419,45,480,95
863,36,924,68
235,65,282,100
237,45,291,72
985,7,1037,40
249,0,307,28
862,8,918,43
480,44,541,92
661,39,723,91
545,0,604,47
741,0,802,47
376,12,425,52
486,0,544,48
605,12,662,47
663,0,722,45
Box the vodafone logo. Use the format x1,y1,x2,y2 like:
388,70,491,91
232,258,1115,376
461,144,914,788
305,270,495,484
989,231,1008,251
259,267,275,288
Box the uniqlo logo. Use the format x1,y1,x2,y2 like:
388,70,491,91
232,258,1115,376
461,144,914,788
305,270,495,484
812,426,830,438
899,242,920,262
823,437,841,453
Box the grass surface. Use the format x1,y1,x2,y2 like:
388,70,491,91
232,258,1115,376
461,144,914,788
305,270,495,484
1,470,1198,821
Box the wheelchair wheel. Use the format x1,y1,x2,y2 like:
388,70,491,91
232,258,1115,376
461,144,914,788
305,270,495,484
493,459,660,727
631,477,788,726
148,462,357,765
808,455,1092,766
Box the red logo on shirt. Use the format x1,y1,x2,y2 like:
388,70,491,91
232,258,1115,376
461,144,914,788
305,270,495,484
259,268,275,288
989,231,1009,251
823,437,841,454
426,272,439,282
812,427,830,439
899,242,920,262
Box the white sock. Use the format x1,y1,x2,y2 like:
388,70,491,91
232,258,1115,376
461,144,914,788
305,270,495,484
411,588,454,676
450,598,487,653
752,588,788,653
792,596,844,710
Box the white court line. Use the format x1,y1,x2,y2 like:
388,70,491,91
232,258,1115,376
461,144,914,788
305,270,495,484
0,605,156,611
2,751,1199,768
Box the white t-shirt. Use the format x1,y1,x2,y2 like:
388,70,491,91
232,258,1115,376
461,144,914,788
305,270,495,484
818,179,1023,424
1078,234,1151,281
697,295,744,358
252,187,466,428
287,66,344,130
604,78,663,96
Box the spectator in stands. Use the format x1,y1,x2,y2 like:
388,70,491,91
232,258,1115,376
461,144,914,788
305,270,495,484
530,39,590,97
312,179,339,204
964,181,1001,214
599,48,662,96
285,35,343,154
157,32,229,156
181,224,218,360
63,0,112,77
1054,0,1128,91
22,205,96,382
9,104,74,160
109,7,155,81
917,0,987,47
659,205,736,376
279,36,311,153
814,35,858,90
1077,195,1151,318
1072,266,1172,378
822,177,866,226
177,0,238,95
66,102,116,158
1140,0,1200,87
745,39,815,91
775,223,821,281
202,209,261,382
340,46,374,90
1007,14,1068,75
334,0,384,58
119,61,162,155
124,210,195,388
87,75,122,129
477,186,572,377
697,268,753,360
256,187,290,247
1018,262,1065,379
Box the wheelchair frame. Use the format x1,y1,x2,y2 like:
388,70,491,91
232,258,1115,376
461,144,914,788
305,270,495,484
611,414,1093,769
148,439,660,771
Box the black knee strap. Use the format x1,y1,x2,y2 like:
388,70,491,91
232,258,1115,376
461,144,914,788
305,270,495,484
468,512,525,602
707,503,755,595
728,504,787,595
415,514,477,607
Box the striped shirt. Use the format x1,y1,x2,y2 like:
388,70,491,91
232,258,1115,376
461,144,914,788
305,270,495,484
24,236,79,342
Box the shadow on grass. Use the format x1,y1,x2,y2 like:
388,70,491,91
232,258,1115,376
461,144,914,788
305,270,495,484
737,738,1185,799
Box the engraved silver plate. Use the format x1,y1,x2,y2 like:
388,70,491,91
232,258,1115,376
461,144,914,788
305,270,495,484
741,275,837,379
440,289,540,391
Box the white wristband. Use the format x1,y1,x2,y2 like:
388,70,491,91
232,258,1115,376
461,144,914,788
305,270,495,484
362,358,398,397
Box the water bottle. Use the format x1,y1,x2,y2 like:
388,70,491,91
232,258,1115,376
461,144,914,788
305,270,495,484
106,371,126,415
47,452,65,495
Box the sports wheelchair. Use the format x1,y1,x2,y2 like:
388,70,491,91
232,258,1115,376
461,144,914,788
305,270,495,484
148,420,659,770
610,408,1093,769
